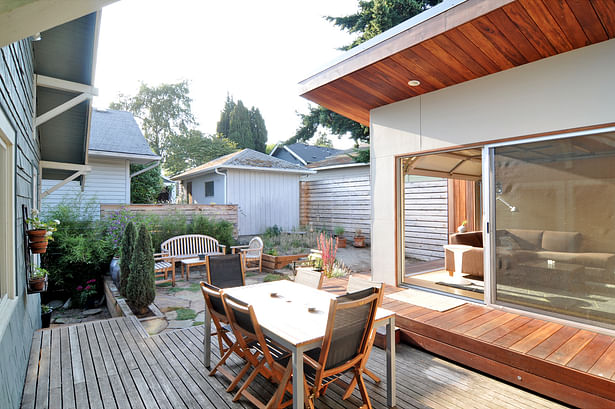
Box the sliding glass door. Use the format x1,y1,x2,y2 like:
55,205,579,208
490,130,615,328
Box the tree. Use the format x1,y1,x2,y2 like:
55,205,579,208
292,0,441,146
216,96,268,152
130,164,163,203
119,221,136,297
314,133,333,148
165,130,237,175
110,81,196,161
127,224,155,314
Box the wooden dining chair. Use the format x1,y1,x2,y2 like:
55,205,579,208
221,293,293,409
301,287,380,409
341,275,385,399
199,282,246,385
294,269,324,289
207,254,245,288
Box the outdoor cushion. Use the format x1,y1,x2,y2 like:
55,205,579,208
154,261,172,270
541,231,582,253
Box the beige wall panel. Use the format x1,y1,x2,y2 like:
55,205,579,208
369,38,615,285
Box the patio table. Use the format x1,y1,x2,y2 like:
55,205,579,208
180,252,222,280
203,280,397,408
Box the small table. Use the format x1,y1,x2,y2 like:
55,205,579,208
180,252,222,280
517,260,585,291
204,280,397,408
443,244,474,285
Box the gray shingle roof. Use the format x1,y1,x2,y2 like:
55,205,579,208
173,149,313,180
281,143,344,164
88,109,159,158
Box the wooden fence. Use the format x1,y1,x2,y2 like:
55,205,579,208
300,176,371,242
404,179,448,261
100,204,239,237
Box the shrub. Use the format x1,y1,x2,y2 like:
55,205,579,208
189,215,235,249
127,224,156,314
119,221,136,297
106,208,138,255
334,226,345,236
317,233,338,278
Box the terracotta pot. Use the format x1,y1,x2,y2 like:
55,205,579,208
337,237,347,248
27,229,47,241
29,277,46,292
29,241,48,254
353,236,366,248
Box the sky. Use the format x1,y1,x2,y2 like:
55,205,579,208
94,0,359,149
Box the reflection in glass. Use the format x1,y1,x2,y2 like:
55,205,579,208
494,132,615,328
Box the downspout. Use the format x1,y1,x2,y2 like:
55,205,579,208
214,168,227,204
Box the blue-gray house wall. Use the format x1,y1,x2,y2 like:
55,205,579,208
0,38,41,409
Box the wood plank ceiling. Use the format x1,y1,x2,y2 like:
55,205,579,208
300,0,615,126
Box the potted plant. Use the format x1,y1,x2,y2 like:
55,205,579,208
26,209,60,254
353,228,366,248
334,226,346,248
41,304,53,328
29,266,48,291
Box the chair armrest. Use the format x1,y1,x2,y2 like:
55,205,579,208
302,353,322,371
154,254,174,263
231,245,249,250
154,252,169,257
218,244,226,254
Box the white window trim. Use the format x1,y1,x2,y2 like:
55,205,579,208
0,108,16,310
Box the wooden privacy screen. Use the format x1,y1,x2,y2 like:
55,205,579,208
447,179,481,234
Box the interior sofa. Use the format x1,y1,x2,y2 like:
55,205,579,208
444,229,615,285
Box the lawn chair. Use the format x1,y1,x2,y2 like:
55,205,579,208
233,237,263,273
302,287,380,409
294,269,324,289
199,282,245,385
206,254,245,288
340,275,385,399
222,293,293,408
154,253,175,286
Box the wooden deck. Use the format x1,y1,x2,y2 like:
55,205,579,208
20,315,566,409
321,277,615,408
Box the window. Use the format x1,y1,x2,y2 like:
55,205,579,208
205,181,214,197
0,113,15,303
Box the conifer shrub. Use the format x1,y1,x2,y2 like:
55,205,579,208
119,221,136,297
126,224,156,314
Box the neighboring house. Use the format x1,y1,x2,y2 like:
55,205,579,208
0,3,113,408
300,0,615,406
270,142,343,166
41,108,160,214
172,149,314,236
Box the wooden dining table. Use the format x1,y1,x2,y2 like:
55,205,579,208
203,280,397,409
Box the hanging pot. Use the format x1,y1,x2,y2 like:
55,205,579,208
29,240,48,254
27,229,49,253
29,277,46,292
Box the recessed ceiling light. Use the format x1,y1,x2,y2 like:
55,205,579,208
407,80,421,87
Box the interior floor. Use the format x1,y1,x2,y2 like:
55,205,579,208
404,258,484,301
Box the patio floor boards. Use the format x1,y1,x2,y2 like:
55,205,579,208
322,277,615,408
20,315,566,409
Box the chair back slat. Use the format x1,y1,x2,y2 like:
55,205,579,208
295,269,324,289
320,287,379,371
207,254,245,288
346,275,384,306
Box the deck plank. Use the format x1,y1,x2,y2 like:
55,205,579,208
48,329,62,409
92,321,130,409
526,326,579,360
34,329,50,409
20,330,41,409
85,323,118,409
546,330,597,366
60,327,76,409
588,340,615,379
567,334,614,373
77,325,104,409
509,322,563,354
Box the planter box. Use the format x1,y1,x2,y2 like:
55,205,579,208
262,253,308,272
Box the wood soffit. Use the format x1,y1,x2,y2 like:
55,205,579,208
299,0,615,126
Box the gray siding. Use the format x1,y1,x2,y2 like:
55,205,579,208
184,172,226,205
227,169,301,236
0,38,41,409
41,157,129,216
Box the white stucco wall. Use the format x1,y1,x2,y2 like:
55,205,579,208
370,38,615,285
41,157,130,217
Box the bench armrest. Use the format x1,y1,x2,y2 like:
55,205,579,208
218,244,226,254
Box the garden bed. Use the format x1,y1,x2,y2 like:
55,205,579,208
104,276,164,321
262,253,308,272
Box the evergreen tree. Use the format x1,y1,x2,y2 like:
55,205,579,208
228,100,254,150
249,107,268,153
119,221,136,297
130,163,163,203
216,94,235,137
126,224,156,314
165,130,237,175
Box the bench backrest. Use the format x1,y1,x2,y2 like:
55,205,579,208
161,234,220,257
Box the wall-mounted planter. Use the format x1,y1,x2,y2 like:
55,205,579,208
27,229,48,253
29,277,47,292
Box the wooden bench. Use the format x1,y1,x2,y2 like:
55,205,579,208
160,234,226,279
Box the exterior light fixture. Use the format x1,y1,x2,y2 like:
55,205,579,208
407,80,420,87
32,32,42,41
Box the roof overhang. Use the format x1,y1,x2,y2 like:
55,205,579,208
299,0,615,126
172,165,315,181
88,149,161,164
0,0,117,48
35,11,102,181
